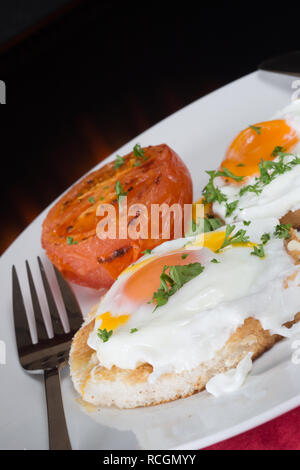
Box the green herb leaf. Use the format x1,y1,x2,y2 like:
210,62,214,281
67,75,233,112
251,244,265,258
218,225,249,251
181,253,189,259
142,249,152,255
66,236,78,245
274,223,292,240
217,167,245,182
97,328,113,342
88,196,96,204
149,263,204,311
243,220,251,226
211,258,220,264
261,233,271,245
133,143,148,165
249,125,262,135
130,328,138,334
114,155,124,169
115,180,128,208
225,200,239,217
202,170,228,204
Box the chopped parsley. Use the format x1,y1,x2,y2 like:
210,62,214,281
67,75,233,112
133,143,148,166
261,233,271,245
249,125,262,135
99,196,104,201
239,152,300,198
225,200,239,217
217,224,249,252
181,253,189,259
202,170,228,204
211,258,220,264
274,223,292,240
185,216,223,237
97,328,113,342
217,167,245,182
66,236,78,245
149,263,204,311
115,180,128,208
251,244,265,258
142,249,152,255
114,155,124,169
202,167,244,204
243,220,251,226
130,328,138,334
88,196,96,204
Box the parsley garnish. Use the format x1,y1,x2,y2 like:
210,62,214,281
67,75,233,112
211,258,220,264
243,220,251,226
142,249,152,255
251,244,265,258
202,170,228,204
181,253,189,259
249,125,262,135
261,233,270,245
202,167,244,204
115,180,128,208
114,155,124,169
185,216,223,237
88,196,95,204
217,167,245,182
149,263,204,311
130,328,138,334
217,225,249,251
66,236,78,245
97,328,113,342
239,152,300,198
133,144,148,166
274,223,292,240
225,200,239,217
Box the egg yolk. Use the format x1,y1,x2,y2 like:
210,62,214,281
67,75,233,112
122,231,246,303
221,120,299,182
96,312,130,331
122,249,206,303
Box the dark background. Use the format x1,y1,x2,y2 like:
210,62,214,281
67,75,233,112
1,0,300,254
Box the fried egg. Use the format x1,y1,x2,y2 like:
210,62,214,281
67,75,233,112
212,100,300,223
88,218,300,382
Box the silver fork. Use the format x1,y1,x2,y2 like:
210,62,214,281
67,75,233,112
12,257,83,450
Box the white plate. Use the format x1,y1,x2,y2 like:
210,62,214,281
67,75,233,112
1,70,300,450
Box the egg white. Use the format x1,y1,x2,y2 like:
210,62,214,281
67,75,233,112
88,218,300,382
213,100,300,224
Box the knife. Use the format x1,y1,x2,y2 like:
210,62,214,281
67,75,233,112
259,51,300,78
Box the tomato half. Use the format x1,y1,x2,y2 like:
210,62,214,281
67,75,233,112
42,144,193,289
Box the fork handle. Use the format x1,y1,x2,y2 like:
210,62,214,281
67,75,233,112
44,368,72,450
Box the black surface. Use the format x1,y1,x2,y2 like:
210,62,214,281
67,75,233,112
0,0,72,44
0,2,300,252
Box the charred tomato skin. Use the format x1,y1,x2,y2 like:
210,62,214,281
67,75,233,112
42,144,193,289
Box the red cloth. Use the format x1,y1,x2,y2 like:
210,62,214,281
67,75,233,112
205,406,300,450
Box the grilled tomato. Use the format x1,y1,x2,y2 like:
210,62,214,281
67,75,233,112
42,144,193,289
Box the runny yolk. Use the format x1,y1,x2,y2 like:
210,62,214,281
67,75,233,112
96,312,130,331
221,120,299,182
122,231,254,304
122,249,206,303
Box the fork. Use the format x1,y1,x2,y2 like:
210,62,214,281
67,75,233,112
12,257,83,450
